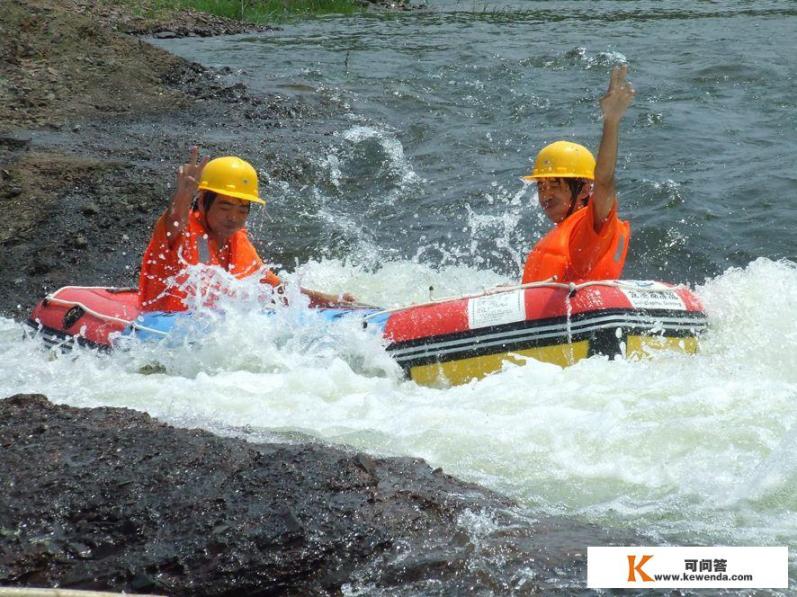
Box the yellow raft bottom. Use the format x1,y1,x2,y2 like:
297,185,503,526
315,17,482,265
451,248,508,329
409,335,699,387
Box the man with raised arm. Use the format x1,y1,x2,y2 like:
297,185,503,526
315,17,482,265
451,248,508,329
139,148,355,312
520,65,635,284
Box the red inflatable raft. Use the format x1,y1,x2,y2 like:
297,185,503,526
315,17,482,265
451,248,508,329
27,280,708,386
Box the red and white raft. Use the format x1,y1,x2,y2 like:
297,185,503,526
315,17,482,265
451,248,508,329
376,280,707,385
27,280,708,386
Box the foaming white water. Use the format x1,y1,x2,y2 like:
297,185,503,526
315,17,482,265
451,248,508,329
3,258,797,551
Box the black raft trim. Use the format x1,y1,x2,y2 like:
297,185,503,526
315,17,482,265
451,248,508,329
386,308,707,369
25,319,110,352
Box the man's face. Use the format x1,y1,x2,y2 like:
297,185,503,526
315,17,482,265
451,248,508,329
205,195,250,240
535,177,577,224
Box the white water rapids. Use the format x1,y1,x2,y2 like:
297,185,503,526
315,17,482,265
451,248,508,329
2,257,797,571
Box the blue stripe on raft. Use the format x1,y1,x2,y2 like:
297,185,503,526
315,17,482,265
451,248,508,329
317,308,389,333
122,311,191,342
361,311,390,331
122,307,387,342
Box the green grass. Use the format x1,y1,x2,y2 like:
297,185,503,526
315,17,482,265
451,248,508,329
118,0,365,24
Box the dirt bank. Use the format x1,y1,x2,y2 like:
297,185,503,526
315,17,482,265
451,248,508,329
0,0,212,130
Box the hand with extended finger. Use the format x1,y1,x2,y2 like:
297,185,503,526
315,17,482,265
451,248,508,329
600,64,635,123
175,146,210,199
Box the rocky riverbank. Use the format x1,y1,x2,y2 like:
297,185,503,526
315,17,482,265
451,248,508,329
0,394,632,594
1,0,320,317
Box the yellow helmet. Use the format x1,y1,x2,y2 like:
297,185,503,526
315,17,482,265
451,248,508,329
521,141,595,182
197,156,265,204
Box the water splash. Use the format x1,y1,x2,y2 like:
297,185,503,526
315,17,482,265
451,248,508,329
3,258,797,564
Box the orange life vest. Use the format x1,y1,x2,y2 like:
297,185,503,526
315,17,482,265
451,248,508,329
522,198,630,283
139,210,281,312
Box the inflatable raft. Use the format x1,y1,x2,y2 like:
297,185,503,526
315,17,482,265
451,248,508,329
26,280,708,386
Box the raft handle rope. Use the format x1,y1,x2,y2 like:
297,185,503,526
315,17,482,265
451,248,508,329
360,278,675,322
42,281,687,335
42,287,168,337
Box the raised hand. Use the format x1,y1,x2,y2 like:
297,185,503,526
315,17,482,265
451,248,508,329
600,64,635,123
175,146,209,199
164,146,210,248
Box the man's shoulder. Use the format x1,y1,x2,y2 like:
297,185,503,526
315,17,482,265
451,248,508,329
231,228,262,260
233,227,255,244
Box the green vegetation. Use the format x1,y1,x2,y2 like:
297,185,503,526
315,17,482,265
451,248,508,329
118,0,366,24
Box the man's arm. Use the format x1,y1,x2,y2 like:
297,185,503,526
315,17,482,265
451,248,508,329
301,287,357,307
164,146,209,250
591,65,635,230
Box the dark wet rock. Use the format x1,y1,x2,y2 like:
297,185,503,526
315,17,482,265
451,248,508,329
80,202,99,216
0,395,635,594
153,30,179,40
27,254,56,275
116,10,277,38
0,135,31,150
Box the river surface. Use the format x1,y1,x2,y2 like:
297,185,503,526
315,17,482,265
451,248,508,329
4,0,797,592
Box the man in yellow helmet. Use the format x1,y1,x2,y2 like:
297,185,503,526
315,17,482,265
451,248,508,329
139,147,355,312
521,65,635,284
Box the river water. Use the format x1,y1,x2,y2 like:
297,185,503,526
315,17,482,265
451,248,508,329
4,0,797,591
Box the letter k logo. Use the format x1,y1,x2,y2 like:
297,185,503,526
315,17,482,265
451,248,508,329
627,554,654,582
